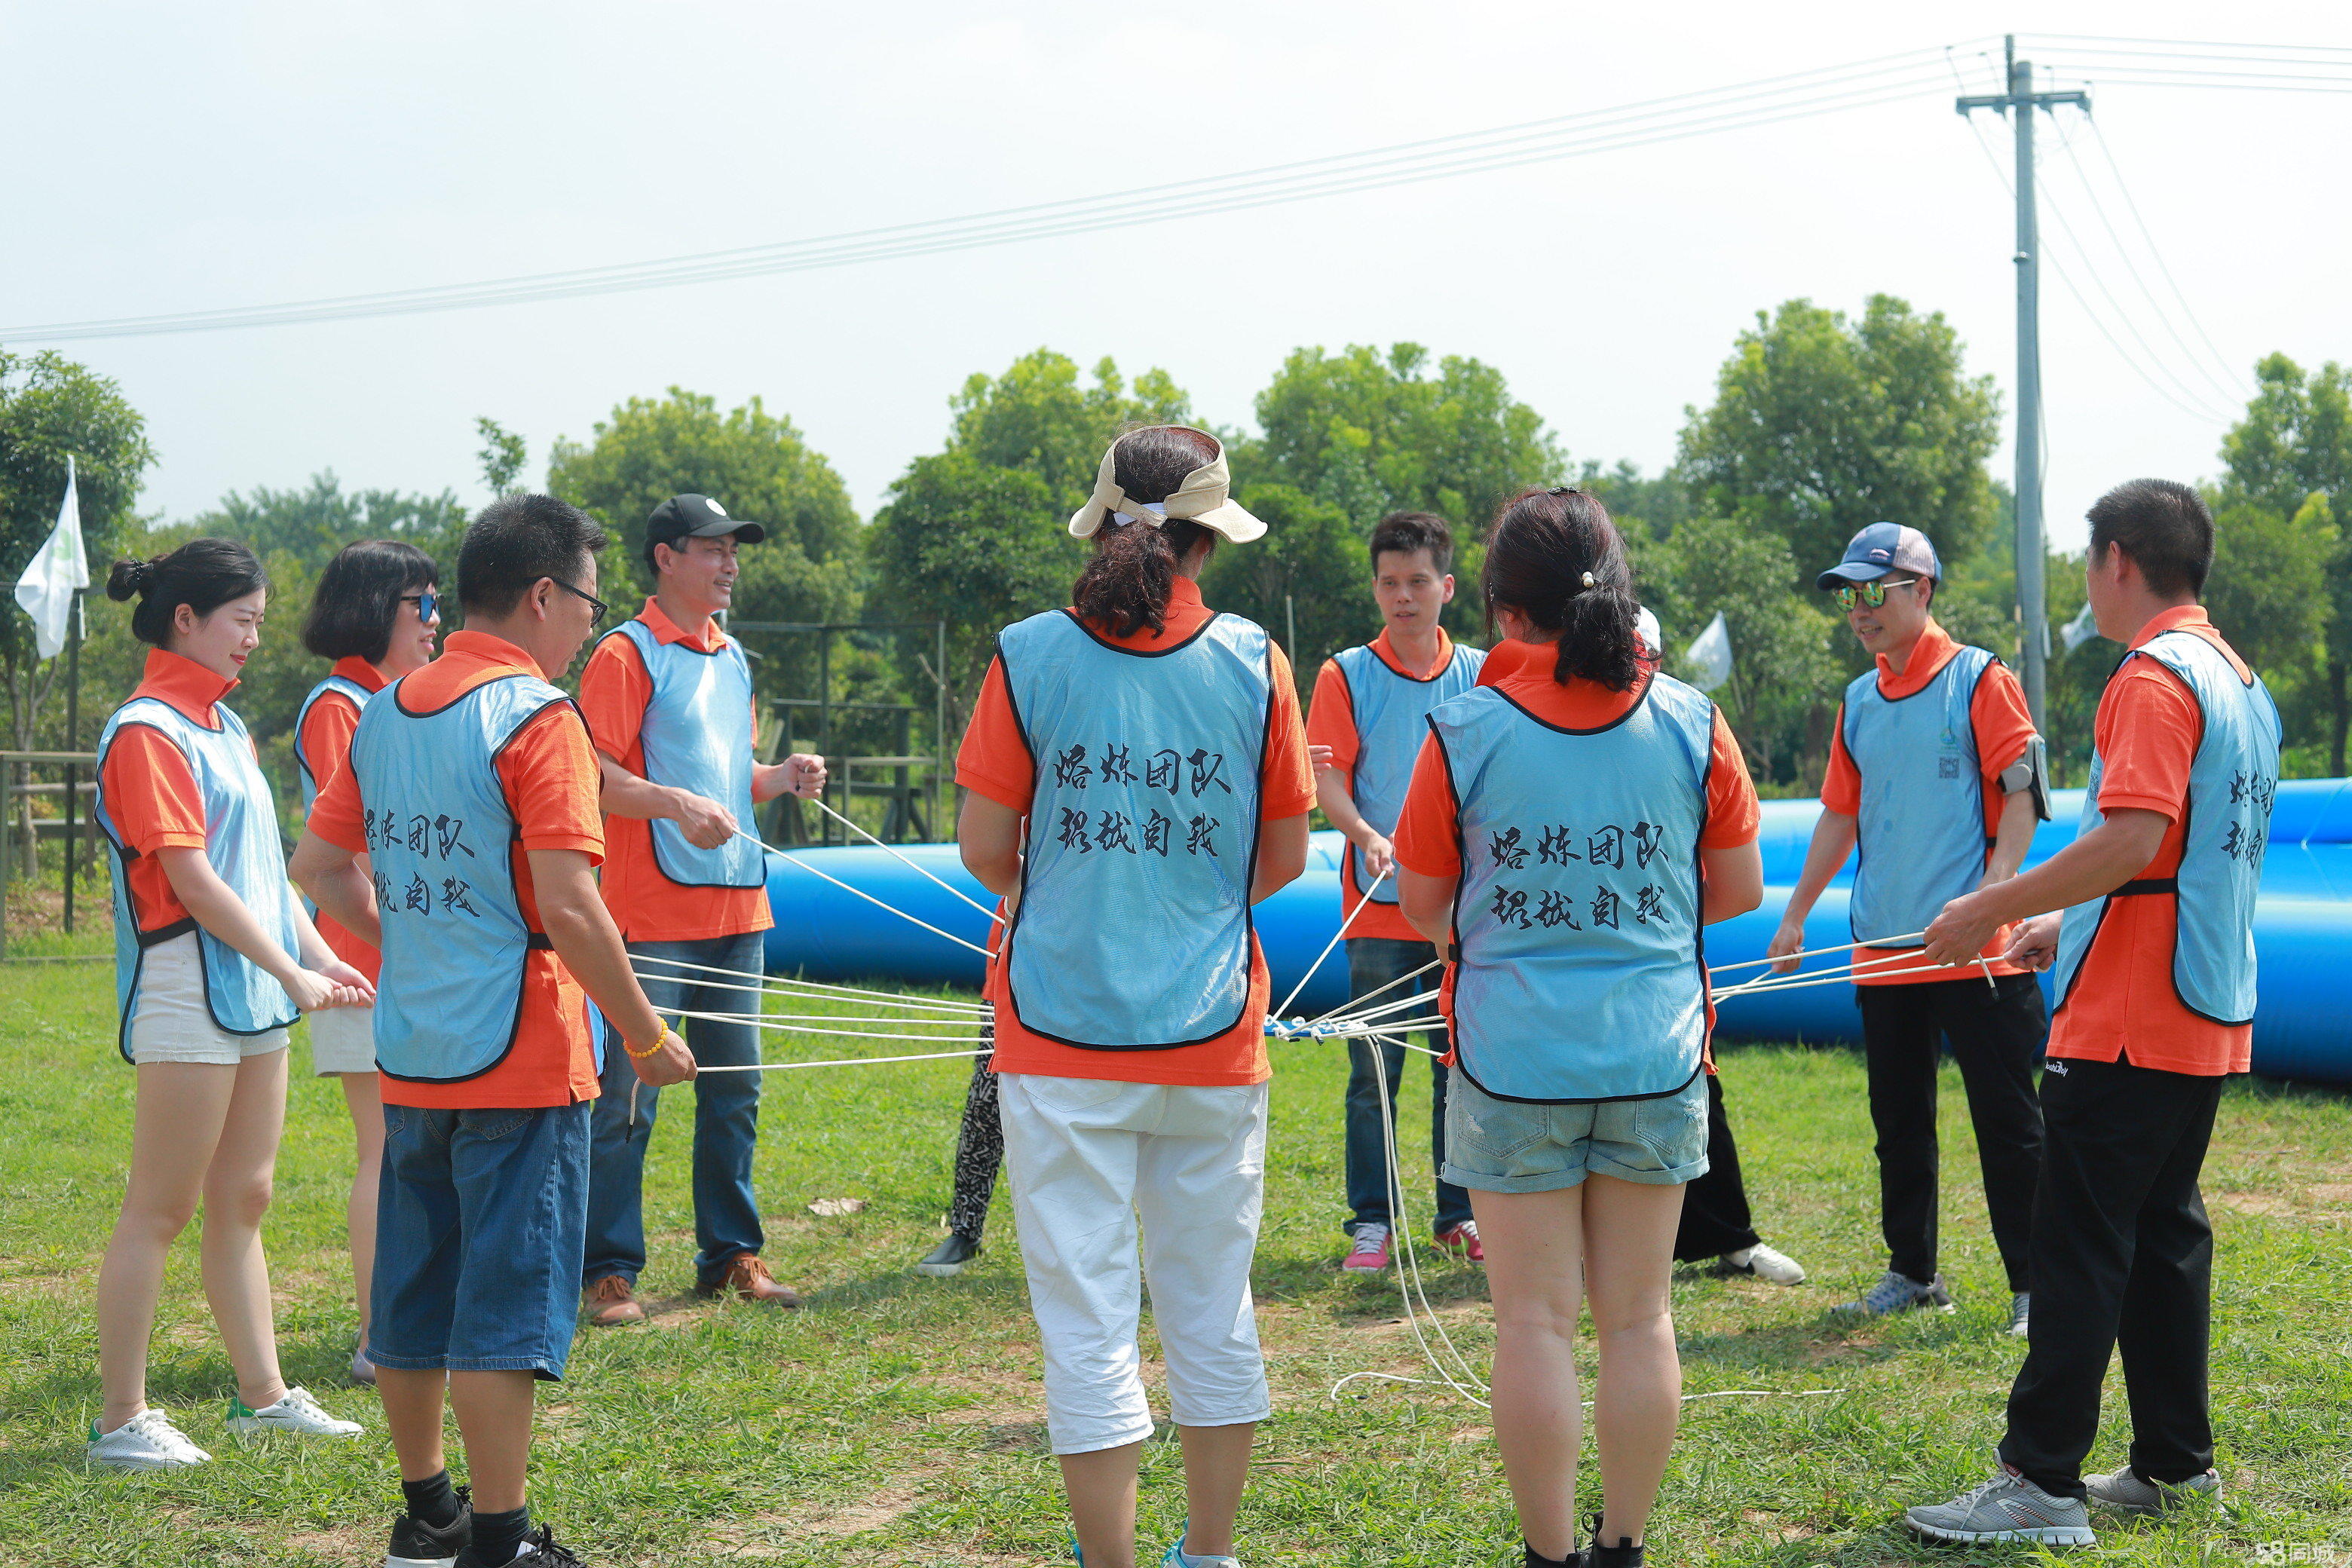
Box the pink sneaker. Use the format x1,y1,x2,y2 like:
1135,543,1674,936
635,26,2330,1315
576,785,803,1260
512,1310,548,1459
1340,1223,1392,1272
1434,1220,1484,1264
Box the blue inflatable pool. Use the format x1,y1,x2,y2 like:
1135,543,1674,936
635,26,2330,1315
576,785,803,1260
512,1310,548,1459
764,780,2352,1086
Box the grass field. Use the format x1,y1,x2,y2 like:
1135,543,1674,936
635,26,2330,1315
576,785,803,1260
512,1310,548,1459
1,956,2347,1567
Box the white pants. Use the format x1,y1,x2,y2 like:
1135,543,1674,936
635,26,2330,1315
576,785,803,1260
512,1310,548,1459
997,1073,1272,1456
126,933,289,1066
307,1003,377,1075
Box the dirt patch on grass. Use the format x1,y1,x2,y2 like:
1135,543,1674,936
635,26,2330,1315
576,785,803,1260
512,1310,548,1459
2214,1190,2297,1216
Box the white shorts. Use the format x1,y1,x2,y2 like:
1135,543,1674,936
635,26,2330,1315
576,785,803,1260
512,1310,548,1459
125,933,290,1067
308,1003,377,1076
996,1073,1272,1456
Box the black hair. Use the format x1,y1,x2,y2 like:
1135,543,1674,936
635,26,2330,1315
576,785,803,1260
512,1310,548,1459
106,538,270,648
2086,479,2213,599
1071,426,1222,638
455,494,606,617
302,540,438,663
1481,488,1643,690
1368,511,1453,575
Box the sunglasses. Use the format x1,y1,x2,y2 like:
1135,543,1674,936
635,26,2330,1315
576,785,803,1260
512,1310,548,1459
550,577,608,628
400,590,439,623
1832,577,1922,611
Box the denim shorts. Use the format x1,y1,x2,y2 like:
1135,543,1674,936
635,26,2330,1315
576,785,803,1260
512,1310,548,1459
1441,1067,1711,1193
373,1100,590,1380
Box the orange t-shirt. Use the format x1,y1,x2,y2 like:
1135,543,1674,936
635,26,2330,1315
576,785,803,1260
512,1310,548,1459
576,599,773,942
100,649,255,936
1390,639,1762,1058
308,630,607,1110
2047,605,2251,1076
294,656,390,981
1819,620,2040,985
1306,626,1462,943
956,577,1316,1086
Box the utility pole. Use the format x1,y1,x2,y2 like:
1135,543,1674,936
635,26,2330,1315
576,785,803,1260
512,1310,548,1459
1959,36,2087,730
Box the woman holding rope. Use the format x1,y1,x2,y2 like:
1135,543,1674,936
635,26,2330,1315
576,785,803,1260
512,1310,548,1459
292,538,444,1385
955,426,1313,1568
1392,488,1762,1568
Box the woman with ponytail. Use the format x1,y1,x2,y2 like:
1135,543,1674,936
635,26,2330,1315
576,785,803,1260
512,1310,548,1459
1391,490,1766,1568
954,427,1314,1568
86,540,373,1472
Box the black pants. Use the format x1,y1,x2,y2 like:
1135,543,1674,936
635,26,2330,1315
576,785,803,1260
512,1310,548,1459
1674,1073,1763,1261
2001,1055,2225,1499
1858,972,2047,1291
943,1023,1003,1241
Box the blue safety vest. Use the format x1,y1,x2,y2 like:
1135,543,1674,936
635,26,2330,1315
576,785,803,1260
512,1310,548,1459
2052,629,2280,1027
603,618,765,889
292,673,377,813
95,697,302,1060
1331,640,1485,905
1433,672,1717,1103
1839,644,2001,948
998,609,1272,1049
348,672,578,1082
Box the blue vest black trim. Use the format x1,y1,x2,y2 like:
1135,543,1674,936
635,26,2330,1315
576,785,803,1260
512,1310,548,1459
1839,645,2001,948
601,620,765,890
350,672,580,1083
2051,629,2281,1028
997,609,1274,1050
292,674,377,812
1331,641,1485,905
95,697,302,1061
1432,672,1716,1104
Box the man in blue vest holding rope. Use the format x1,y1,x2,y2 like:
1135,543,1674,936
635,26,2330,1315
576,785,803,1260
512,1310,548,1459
1769,522,2050,1334
1305,512,1486,1271
575,494,826,1326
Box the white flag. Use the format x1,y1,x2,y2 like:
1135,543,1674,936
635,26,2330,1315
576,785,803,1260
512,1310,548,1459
2060,598,2100,654
14,457,88,660
1683,610,1732,692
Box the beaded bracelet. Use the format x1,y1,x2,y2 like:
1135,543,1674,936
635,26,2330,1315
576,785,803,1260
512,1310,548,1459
624,1025,680,1060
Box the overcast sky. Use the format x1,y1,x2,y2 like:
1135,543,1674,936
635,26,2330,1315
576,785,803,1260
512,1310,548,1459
8,0,2348,556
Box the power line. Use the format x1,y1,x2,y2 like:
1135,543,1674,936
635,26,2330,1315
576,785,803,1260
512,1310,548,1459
2081,118,2253,400
2,45,1984,342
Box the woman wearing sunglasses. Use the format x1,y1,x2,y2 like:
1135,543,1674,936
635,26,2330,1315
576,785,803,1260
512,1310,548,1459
295,539,444,1385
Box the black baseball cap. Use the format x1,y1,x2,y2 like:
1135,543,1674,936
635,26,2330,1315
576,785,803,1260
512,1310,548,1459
645,494,767,557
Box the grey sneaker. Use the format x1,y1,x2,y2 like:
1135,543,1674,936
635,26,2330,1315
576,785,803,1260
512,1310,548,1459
1905,1465,2096,1546
2007,1292,2031,1338
2084,1465,2221,1517
1838,1269,1956,1317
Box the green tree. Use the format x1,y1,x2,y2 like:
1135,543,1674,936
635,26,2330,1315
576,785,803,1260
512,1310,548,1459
945,351,1193,501
476,416,527,495
2217,354,2352,770
1628,516,1842,789
1241,341,1565,534
1199,485,1375,697
1678,296,2001,582
0,349,155,749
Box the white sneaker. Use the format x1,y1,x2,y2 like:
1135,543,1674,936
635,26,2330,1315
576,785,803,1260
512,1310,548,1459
225,1385,364,1438
2007,1292,2031,1338
87,1408,213,1471
1720,1243,1807,1285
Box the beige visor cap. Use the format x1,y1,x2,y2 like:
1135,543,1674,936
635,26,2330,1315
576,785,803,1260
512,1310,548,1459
1067,430,1266,544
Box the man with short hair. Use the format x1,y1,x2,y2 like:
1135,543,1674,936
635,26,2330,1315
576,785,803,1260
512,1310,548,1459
1770,522,2048,1331
1904,479,2277,1548
577,493,826,1325
294,494,697,1568
1306,511,1485,1271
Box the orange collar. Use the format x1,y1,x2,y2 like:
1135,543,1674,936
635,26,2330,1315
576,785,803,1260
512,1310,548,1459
1873,619,1961,699
2130,603,2214,651
439,629,546,676
1370,625,1455,679
637,596,727,653
330,655,390,694
133,648,238,728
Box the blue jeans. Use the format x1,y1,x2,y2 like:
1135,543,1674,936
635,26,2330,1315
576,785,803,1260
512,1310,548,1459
372,1101,590,1380
583,931,767,1291
1343,937,1472,1236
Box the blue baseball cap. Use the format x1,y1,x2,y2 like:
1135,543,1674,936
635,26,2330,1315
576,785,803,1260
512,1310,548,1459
1816,522,1940,590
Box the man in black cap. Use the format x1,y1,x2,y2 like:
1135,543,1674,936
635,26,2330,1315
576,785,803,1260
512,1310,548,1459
576,495,825,1324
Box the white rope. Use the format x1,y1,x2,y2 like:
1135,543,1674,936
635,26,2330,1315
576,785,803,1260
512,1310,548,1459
745,828,992,957
1305,958,1442,1025
807,796,1001,921
665,1007,989,1043
1273,865,1389,1019
629,966,987,1017
1716,964,1950,999
1318,985,1450,1027
1704,929,1929,976
629,951,991,1011
692,1047,991,1072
